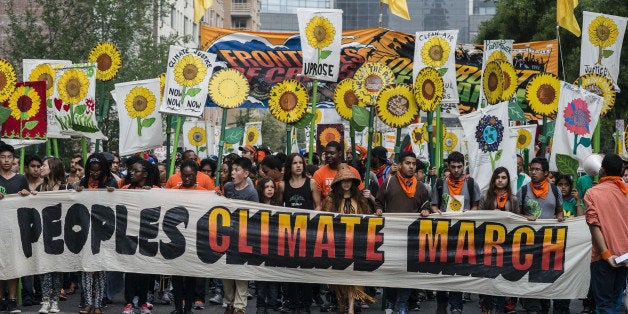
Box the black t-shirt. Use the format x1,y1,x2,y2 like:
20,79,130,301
283,177,314,210
0,173,29,195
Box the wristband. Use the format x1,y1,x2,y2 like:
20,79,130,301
601,249,612,260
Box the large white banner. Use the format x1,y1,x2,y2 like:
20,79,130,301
297,9,343,82
0,190,590,298
113,78,165,156
550,82,603,171
160,46,217,117
459,103,517,193
23,59,72,140
511,124,537,163
413,30,459,115
580,11,627,91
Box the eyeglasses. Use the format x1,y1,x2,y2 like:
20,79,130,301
529,167,544,172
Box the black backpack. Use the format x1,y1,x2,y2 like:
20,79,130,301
435,177,475,209
520,183,561,215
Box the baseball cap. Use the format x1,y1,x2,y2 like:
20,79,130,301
239,145,255,154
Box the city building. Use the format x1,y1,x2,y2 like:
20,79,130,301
260,0,332,32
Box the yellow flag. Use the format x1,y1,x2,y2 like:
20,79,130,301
557,0,581,36
194,0,214,24
381,0,410,21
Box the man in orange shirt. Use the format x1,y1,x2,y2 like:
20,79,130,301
165,159,214,190
585,154,628,313
312,141,363,198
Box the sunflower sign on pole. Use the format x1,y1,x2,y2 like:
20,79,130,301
207,68,250,186
334,78,366,160
268,80,309,155
183,120,212,159
413,67,444,171
112,78,164,156
0,59,17,146
353,62,395,185
296,8,342,164
88,42,122,153
442,127,468,159
160,45,217,176
375,84,418,162
407,123,429,161
549,82,603,178
525,72,561,156
479,40,513,107
244,122,262,147
511,124,537,167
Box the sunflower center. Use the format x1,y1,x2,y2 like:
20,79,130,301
365,74,383,93
183,64,199,81
66,78,82,98
17,95,33,112
386,95,409,117
247,131,255,142
428,45,444,61
422,79,435,100
518,134,527,145
193,132,204,142
445,138,453,146
132,95,148,112
97,54,113,71
536,84,555,105
343,90,359,109
324,131,336,143
0,72,6,89
488,72,499,91
502,72,511,90
279,91,297,111
38,73,54,91
584,84,603,97
313,25,328,42
596,25,610,42
413,131,423,143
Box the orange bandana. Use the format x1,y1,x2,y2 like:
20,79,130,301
397,171,417,198
447,177,464,196
530,178,550,199
599,176,628,194
495,190,509,209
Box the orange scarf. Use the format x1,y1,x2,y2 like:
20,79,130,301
599,176,628,194
397,171,417,198
447,177,464,196
530,178,549,199
495,190,509,209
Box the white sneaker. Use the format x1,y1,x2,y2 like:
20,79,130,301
48,300,60,313
38,300,50,314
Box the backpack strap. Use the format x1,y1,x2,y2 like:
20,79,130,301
521,185,528,215
550,183,561,214
466,177,475,202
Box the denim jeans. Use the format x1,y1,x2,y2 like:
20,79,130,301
396,288,411,311
590,259,628,314
481,295,505,313
436,291,463,311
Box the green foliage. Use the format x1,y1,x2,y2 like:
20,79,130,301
476,0,628,154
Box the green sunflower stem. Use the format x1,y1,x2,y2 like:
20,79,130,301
572,133,579,155
435,104,443,171
394,127,402,163
169,116,184,177
19,147,25,174
137,117,143,137
95,81,105,153
215,108,229,186
45,139,51,157
81,137,87,164
52,139,59,158
286,124,292,155
593,122,601,154
427,111,435,168
364,104,376,187
489,151,496,172
308,80,319,165
540,116,547,157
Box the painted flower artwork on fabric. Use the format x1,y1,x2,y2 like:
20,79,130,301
475,115,504,171
564,98,592,154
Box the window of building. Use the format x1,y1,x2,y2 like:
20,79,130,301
184,16,189,35
170,6,175,27
232,17,248,29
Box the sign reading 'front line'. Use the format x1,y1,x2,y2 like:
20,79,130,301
1,190,590,299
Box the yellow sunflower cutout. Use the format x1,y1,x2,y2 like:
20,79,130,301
411,124,428,145
333,78,364,120
516,128,532,150
268,80,309,123
188,126,207,147
421,37,450,68
88,42,122,81
314,108,323,124
158,73,166,100
319,127,341,148
208,69,250,109
443,131,458,152
487,50,509,63
174,54,207,87
576,74,616,116
588,16,619,49
125,86,157,136
8,85,41,121
305,16,335,49
499,61,518,101
376,84,418,128
526,73,560,116
353,62,395,104
245,125,260,146
482,61,504,105
28,63,56,98
0,59,17,103
448,197,463,212
371,132,382,146
57,68,89,105
413,67,444,112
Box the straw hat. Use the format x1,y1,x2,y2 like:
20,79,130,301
331,163,361,188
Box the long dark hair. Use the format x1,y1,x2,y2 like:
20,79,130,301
41,157,66,191
256,177,280,206
80,153,112,188
283,153,306,181
485,167,511,206
328,179,369,214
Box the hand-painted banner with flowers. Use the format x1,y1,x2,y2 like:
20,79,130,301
1,81,47,146
549,82,603,171
413,30,459,113
479,40,514,106
316,123,344,156
160,46,217,117
442,126,468,159
112,78,164,156
459,103,517,194
244,122,262,147
23,59,72,139
511,124,537,164
580,11,627,91
52,63,106,140
296,9,343,82
407,123,430,162
183,119,214,158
